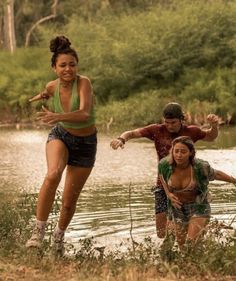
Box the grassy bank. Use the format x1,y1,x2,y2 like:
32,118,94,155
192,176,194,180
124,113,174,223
0,193,236,280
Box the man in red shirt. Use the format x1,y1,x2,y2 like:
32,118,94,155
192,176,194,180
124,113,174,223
110,102,219,238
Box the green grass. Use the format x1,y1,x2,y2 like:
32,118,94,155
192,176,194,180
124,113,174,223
0,192,236,280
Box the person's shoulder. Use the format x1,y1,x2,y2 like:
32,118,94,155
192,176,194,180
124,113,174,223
194,158,215,180
155,123,168,133
194,158,210,168
183,124,204,136
158,156,171,175
155,122,164,127
77,75,92,90
78,75,91,84
46,79,57,87
146,123,163,130
46,79,57,95
184,124,201,131
159,156,170,166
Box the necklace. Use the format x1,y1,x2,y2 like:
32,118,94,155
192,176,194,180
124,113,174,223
60,81,73,89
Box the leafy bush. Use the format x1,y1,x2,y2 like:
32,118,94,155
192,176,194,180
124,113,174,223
2,0,236,125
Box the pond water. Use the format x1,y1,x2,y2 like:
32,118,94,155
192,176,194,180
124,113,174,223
1,126,236,248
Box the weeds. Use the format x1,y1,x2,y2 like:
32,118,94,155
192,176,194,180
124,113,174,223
0,192,236,280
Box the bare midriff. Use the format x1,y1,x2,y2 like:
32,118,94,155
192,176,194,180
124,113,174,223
64,124,96,136
173,189,199,204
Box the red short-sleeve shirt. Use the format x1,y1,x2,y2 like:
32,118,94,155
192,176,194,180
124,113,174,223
139,124,206,185
139,124,206,160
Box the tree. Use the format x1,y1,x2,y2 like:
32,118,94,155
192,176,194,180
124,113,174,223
0,0,16,53
24,0,58,47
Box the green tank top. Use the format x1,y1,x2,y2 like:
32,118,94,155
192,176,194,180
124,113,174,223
53,77,95,129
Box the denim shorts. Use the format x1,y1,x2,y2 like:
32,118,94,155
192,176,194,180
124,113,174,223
170,202,211,224
47,124,97,167
154,186,168,214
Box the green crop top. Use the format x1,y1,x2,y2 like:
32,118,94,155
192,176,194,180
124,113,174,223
53,76,95,129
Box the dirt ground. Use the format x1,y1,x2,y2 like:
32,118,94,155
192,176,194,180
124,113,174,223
1,260,236,281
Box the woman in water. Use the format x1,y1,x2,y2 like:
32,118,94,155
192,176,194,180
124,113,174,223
158,136,236,249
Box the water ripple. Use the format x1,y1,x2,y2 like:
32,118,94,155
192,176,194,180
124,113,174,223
1,129,236,247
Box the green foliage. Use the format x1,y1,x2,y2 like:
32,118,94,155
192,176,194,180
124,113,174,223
39,0,236,125
2,0,236,126
0,191,62,256
0,193,37,254
0,48,53,119
0,191,236,279
180,68,236,119
14,0,59,46
96,90,172,130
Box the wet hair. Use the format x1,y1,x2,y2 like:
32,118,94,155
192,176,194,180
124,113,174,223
49,35,79,67
169,136,196,166
163,102,184,120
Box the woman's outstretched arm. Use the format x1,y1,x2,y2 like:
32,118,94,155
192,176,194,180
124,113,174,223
29,82,54,102
214,170,236,185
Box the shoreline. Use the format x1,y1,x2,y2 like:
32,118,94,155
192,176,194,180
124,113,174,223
0,120,233,130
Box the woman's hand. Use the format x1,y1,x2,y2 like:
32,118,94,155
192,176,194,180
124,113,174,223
29,89,50,103
37,106,60,124
167,192,182,209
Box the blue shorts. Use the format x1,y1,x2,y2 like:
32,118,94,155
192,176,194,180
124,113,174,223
170,202,211,224
154,186,168,214
47,124,97,167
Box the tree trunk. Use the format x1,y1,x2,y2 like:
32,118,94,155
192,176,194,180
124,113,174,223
0,0,16,52
0,6,4,49
25,0,58,47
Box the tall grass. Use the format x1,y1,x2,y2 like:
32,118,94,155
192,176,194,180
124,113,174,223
0,192,236,280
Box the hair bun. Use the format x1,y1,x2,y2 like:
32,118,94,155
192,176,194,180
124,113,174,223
49,36,71,53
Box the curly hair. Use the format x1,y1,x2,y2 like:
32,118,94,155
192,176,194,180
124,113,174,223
49,35,79,67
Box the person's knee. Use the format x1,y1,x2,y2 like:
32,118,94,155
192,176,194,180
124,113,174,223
61,201,76,214
45,169,63,185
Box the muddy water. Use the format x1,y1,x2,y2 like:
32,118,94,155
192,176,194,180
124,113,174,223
1,127,236,247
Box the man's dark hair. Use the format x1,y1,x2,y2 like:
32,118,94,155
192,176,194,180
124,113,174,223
163,102,184,120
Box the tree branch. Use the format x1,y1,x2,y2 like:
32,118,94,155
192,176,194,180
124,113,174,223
25,0,58,47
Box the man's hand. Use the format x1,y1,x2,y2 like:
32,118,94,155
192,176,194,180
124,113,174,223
37,106,60,124
203,113,219,141
110,138,125,150
206,114,219,127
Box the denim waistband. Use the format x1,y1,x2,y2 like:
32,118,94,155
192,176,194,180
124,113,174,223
56,124,97,140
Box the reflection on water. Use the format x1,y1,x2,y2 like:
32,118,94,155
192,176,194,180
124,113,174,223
1,128,236,247
196,125,236,149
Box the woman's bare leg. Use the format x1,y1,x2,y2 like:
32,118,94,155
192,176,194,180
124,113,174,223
36,140,68,221
26,140,68,248
187,217,208,242
155,212,167,238
58,165,93,230
175,223,188,250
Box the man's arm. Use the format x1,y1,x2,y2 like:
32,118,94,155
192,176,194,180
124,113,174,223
110,128,143,149
202,114,219,141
